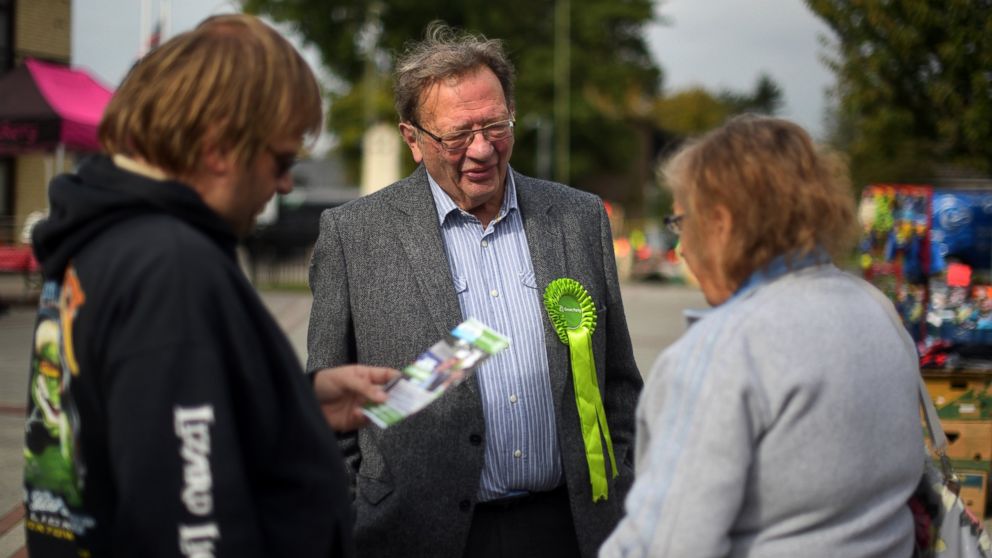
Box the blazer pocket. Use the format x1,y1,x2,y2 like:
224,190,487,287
357,474,394,505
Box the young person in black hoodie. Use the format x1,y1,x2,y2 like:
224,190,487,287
23,14,395,558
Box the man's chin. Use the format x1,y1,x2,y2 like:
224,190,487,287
233,217,257,239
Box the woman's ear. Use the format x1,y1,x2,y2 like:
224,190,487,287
711,204,733,247
710,204,737,297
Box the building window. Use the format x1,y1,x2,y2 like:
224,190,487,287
0,0,11,73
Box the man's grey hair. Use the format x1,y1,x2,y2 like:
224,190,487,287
394,21,515,125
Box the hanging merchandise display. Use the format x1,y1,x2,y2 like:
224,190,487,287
925,190,992,360
859,185,932,342
859,185,992,359
860,184,992,524
931,190,992,275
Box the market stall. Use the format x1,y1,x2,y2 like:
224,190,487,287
860,183,992,519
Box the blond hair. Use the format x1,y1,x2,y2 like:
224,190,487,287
664,114,857,288
99,14,321,176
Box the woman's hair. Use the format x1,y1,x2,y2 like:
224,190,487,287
99,14,322,176
393,21,515,125
663,114,857,287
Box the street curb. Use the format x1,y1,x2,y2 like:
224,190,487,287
0,406,23,418
0,504,22,538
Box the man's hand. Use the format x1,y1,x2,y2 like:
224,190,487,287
313,365,398,431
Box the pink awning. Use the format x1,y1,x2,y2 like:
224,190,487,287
0,59,113,154
26,59,113,152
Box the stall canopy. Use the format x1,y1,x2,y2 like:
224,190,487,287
0,58,113,155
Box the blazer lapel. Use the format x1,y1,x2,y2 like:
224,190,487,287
388,167,463,340
516,171,570,400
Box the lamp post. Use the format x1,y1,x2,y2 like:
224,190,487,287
554,0,570,184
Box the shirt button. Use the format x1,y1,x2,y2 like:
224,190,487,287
481,239,489,248
490,289,499,297
469,434,482,446
513,449,522,458
509,394,518,404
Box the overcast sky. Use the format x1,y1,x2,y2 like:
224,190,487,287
72,0,836,139
648,0,836,138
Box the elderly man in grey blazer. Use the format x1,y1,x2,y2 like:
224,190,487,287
307,22,642,558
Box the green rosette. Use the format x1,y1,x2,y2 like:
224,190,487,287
544,278,617,502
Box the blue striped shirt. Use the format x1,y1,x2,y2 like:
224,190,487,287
428,170,562,501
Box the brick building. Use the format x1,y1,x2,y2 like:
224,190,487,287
1,0,72,244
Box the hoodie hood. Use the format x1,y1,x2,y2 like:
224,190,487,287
32,155,237,279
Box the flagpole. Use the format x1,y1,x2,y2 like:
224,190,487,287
160,0,171,39
139,0,151,57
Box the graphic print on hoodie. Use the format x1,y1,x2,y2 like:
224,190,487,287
24,265,92,542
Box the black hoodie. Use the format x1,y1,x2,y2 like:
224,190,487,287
23,155,354,557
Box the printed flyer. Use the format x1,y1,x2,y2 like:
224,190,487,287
363,318,510,428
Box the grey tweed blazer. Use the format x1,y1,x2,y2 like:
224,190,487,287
307,165,642,558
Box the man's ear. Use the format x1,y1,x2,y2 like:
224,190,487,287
399,123,423,164
200,142,235,177
198,124,238,177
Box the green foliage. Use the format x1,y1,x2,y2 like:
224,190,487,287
326,77,402,182
241,0,661,189
652,73,785,138
806,0,992,185
654,87,732,136
718,73,785,115
647,76,786,221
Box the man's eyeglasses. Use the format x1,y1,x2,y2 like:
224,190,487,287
267,146,298,178
411,119,515,152
664,214,686,235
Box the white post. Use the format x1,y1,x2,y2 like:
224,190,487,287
361,123,401,196
55,143,65,175
43,157,53,191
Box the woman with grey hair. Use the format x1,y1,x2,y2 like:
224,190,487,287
600,115,924,557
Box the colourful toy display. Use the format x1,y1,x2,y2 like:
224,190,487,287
860,185,932,341
931,190,992,274
859,185,992,364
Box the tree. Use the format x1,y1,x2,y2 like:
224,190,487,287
654,87,731,136
718,73,785,116
241,0,662,208
806,0,992,186
647,77,785,221
653,75,785,139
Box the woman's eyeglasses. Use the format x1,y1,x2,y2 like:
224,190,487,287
664,214,686,235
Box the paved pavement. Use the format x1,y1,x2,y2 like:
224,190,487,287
0,278,704,556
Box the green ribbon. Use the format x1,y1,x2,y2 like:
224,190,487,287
544,278,617,502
